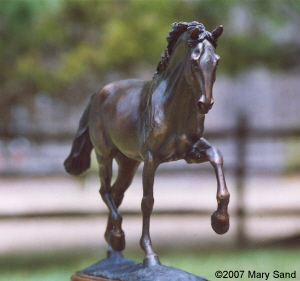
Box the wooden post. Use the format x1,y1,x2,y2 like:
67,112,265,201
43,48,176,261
235,113,248,247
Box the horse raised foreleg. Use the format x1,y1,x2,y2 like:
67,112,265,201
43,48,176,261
188,137,230,235
140,153,161,267
96,154,125,252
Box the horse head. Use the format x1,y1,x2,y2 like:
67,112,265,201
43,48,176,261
185,24,223,114
155,23,223,116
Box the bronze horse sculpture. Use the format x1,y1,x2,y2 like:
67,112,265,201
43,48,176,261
65,21,230,268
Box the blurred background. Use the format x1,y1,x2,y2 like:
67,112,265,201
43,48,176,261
1,0,299,280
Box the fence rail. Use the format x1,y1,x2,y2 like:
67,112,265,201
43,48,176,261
1,127,300,142
1,208,300,221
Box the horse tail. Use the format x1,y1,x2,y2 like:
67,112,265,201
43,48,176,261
64,95,94,175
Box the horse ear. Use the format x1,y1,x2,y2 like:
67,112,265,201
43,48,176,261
190,27,200,40
212,25,223,39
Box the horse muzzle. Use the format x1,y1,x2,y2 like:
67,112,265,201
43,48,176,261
197,100,214,114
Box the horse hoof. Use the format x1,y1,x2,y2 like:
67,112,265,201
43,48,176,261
211,211,229,235
143,255,161,267
110,230,126,252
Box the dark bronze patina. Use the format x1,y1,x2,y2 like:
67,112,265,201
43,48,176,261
65,21,229,268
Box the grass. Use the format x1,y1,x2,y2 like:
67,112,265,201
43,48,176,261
159,247,299,280
1,247,299,281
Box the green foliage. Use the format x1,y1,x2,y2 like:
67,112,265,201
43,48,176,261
0,0,299,131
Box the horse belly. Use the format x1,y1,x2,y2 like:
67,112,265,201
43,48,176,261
109,107,142,161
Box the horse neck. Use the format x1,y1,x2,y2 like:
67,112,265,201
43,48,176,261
149,61,201,133
155,38,195,109
154,57,194,113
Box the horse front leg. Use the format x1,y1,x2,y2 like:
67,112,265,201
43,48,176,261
188,137,230,235
140,153,161,267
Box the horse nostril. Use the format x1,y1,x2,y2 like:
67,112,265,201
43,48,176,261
198,101,209,114
198,101,204,110
198,100,214,114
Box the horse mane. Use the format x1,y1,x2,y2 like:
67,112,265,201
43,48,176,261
155,21,217,76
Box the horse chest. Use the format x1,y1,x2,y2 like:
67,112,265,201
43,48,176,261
147,129,195,163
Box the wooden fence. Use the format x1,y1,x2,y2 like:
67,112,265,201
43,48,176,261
1,113,300,247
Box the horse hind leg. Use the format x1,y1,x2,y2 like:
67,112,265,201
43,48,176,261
96,152,125,252
111,152,140,208
105,153,140,257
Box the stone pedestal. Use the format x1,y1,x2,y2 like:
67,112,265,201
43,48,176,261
70,253,208,281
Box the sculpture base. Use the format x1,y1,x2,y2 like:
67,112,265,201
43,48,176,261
70,252,208,281
71,272,118,281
